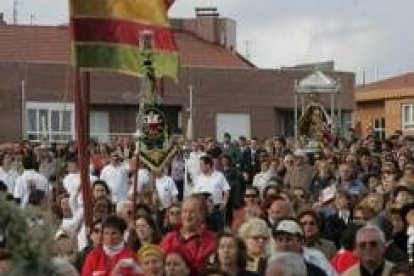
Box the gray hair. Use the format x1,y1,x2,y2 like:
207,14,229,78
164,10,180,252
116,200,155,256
266,252,307,276
238,218,271,240
356,223,386,244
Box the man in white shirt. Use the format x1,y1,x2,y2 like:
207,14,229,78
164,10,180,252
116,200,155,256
154,169,178,210
62,157,97,212
193,155,230,231
13,154,49,208
0,152,19,197
100,152,130,204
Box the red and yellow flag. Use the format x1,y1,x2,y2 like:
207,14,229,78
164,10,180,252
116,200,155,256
70,0,179,80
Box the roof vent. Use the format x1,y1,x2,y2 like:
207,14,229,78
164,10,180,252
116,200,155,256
195,7,219,17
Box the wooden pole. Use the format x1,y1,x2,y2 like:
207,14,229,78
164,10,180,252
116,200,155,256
74,69,92,227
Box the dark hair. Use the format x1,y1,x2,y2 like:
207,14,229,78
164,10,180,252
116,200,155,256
102,215,127,234
214,232,247,270
126,214,161,252
135,203,152,217
201,266,230,276
339,224,361,250
389,262,414,276
220,154,233,166
136,215,161,243
22,154,36,170
200,155,213,167
92,180,110,196
297,209,321,230
0,180,7,193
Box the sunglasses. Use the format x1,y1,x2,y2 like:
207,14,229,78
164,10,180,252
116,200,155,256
245,194,257,198
357,240,380,249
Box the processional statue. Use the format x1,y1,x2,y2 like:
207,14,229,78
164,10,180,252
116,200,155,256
294,70,341,152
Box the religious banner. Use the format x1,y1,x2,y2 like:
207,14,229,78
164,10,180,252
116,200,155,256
136,105,177,171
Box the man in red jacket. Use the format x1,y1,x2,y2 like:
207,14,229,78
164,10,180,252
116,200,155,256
161,195,217,275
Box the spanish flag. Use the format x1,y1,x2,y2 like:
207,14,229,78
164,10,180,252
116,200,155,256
70,0,179,80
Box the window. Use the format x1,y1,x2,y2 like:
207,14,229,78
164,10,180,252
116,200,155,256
402,104,414,129
26,102,74,142
373,117,385,140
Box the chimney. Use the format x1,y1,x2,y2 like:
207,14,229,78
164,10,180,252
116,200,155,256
0,13,6,25
195,7,220,18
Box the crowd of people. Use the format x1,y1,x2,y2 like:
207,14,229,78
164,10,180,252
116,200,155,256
1,131,414,275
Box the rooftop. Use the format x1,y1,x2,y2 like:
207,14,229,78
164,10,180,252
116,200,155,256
0,24,253,69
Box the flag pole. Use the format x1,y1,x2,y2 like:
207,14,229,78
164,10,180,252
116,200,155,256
74,68,93,227
132,30,155,220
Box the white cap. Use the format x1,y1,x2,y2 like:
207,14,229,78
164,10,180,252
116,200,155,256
273,219,303,236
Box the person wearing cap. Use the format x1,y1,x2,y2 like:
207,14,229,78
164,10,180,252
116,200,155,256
342,224,394,276
284,148,315,191
272,218,338,276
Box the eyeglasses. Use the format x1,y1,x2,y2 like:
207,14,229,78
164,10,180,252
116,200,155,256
250,235,269,242
245,194,257,198
357,240,380,249
300,220,316,226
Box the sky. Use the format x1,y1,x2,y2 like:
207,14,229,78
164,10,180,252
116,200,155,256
0,0,413,83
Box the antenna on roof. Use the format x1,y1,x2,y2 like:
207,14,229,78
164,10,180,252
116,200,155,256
362,67,366,86
245,40,251,60
13,0,19,25
30,14,36,25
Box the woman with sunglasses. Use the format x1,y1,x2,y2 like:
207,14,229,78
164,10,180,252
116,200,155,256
211,232,258,276
231,187,262,232
298,210,337,260
238,218,270,274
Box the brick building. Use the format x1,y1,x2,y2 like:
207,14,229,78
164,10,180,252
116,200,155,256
355,72,414,138
0,10,355,143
